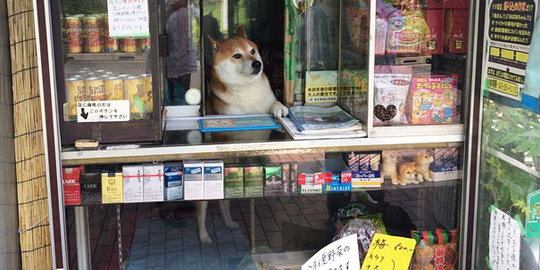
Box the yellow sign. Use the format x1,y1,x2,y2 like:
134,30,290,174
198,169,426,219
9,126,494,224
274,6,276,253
487,77,519,97
361,233,416,270
102,173,123,204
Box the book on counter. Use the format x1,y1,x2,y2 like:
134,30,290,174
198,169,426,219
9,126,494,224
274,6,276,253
288,105,359,132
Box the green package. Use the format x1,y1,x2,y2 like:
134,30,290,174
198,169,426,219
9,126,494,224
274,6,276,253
244,166,264,198
224,167,244,199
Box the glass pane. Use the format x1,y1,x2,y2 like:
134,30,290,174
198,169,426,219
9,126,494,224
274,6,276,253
373,0,469,126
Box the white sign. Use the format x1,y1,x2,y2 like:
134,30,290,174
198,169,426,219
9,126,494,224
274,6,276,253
107,0,150,38
77,100,130,123
302,234,360,270
489,207,521,270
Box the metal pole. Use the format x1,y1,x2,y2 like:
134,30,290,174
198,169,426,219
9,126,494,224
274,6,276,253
75,206,91,270
0,0,21,267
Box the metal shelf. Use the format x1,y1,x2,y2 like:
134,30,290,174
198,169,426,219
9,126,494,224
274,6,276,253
61,134,464,166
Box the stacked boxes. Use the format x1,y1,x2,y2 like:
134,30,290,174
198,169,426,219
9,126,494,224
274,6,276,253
204,160,224,200
164,163,183,201
345,153,382,188
183,161,204,201
122,165,144,203
143,164,165,202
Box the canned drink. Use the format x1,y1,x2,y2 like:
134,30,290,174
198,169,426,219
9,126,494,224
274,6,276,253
121,37,137,53
85,77,106,101
83,16,102,53
139,38,151,52
66,77,86,119
140,74,153,111
66,16,83,53
105,77,124,100
124,76,146,119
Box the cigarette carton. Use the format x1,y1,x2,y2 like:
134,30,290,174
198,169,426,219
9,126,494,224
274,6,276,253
80,172,102,205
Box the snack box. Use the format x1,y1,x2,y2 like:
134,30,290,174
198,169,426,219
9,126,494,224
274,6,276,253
424,9,445,55
244,166,264,197
204,160,224,200
164,163,183,201
143,164,164,202
122,165,144,203
102,172,123,204
183,161,204,201
264,165,283,196
298,173,323,194
429,147,462,181
224,166,244,199
80,172,102,205
406,75,457,125
63,166,83,205
444,8,469,54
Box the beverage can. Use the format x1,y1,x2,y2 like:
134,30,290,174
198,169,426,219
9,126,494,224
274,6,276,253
83,16,102,53
105,77,124,100
124,76,146,119
66,77,86,120
66,16,83,54
85,77,106,101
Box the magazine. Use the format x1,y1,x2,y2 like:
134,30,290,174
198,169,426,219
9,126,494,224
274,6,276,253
288,106,359,131
279,117,366,140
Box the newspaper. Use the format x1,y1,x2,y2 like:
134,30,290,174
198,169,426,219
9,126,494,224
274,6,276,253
289,106,359,131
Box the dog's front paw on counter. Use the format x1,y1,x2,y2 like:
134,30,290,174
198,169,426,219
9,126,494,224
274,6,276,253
271,101,289,118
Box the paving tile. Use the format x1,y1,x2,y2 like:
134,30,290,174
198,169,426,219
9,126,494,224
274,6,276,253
284,203,302,216
255,205,273,218
260,218,279,232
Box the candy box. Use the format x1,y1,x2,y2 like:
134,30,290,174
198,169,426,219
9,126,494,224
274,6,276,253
406,75,457,125
224,166,244,199
424,9,445,55
63,166,83,206
444,9,469,54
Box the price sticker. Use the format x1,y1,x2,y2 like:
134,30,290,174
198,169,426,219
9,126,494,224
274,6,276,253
361,233,416,270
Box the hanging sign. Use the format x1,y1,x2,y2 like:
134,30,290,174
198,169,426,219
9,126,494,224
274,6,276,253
483,0,538,101
77,100,130,123
107,0,150,38
361,233,416,270
302,234,360,270
488,206,521,270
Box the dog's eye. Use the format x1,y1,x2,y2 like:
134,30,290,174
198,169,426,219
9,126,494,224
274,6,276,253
250,49,255,54
232,53,242,59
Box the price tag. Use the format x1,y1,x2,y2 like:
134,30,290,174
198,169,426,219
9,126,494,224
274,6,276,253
302,234,360,270
489,206,521,270
77,100,130,123
361,233,416,270
107,0,150,38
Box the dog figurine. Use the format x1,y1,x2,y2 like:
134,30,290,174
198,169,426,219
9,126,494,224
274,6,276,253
397,162,419,185
381,150,399,185
414,150,434,182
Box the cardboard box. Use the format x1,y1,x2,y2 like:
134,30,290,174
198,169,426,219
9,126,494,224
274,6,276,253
143,164,164,202
164,163,183,201
80,172,102,205
63,166,83,205
184,161,204,200
122,165,144,203
244,166,264,197
264,166,283,196
444,9,469,54
430,147,462,181
204,160,224,200
224,167,244,199
443,0,469,9
425,9,445,55
102,172,123,204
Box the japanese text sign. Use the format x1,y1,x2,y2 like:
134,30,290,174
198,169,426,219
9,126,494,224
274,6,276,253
302,234,360,270
489,206,521,270
361,233,416,270
107,0,150,38
77,100,130,122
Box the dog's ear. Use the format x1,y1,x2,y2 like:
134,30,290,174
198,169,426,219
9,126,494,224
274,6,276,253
236,26,247,38
207,34,221,50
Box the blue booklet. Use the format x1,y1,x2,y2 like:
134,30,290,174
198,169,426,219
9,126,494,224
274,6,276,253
199,114,279,132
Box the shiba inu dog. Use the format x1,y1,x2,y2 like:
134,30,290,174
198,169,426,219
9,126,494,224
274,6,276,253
206,27,289,117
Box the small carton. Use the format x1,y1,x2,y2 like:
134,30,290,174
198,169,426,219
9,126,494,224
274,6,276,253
425,9,445,55
204,160,224,200
143,164,164,202
224,166,244,199
290,163,298,193
63,166,83,206
324,173,352,193
264,165,283,196
101,172,123,204
244,166,264,197
184,161,204,200
430,147,462,181
122,165,144,203
164,163,183,201
298,173,322,194
80,172,102,205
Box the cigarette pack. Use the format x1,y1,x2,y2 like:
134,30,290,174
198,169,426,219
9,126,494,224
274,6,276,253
183,161,204,200
122,165,144,203
298,173,323,194
264,166,283,196
164,163,183,201
63,166,83,205
143,164,164,202
290,163,298,193
204,160,224,200
224,166,244,199
244,166,264,197
282,164,290,194
101,172,123,204
80,172,102,205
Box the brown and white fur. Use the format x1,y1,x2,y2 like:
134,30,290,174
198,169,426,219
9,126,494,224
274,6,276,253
414,150,434,182
196,28,288,244
381,151,399,185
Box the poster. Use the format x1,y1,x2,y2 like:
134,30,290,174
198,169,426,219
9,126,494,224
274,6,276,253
488,206,521,270
107,0,150,38
483,0,538,101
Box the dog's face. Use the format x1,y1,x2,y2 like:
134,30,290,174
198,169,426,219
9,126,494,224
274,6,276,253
208,28,263,85
398,162,417,182
415,151,434,165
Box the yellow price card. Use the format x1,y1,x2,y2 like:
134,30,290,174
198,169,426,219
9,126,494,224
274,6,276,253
361,233,416,270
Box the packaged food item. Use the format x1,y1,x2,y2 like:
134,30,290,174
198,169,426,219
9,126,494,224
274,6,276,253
386,5,430,54
184,161,204,201
65,77,86,120
375,0,399,55
122,165,144,203
83,16,102,53
143,164,164,202
444,8,468,54
424,9,445,54
66,16,83,54
224,166,244,199
374,65,412,125
411,229,459,270
203,160,224,200
406,75,457,125
101,172,123,204
164,163,183,201
85,77,105,101
62,166,83,206
105,77,124,100
344,0,369,52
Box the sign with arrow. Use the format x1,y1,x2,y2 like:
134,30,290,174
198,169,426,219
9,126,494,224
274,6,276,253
77,100,130,123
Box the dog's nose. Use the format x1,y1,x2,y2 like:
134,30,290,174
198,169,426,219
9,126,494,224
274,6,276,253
252,61,262,69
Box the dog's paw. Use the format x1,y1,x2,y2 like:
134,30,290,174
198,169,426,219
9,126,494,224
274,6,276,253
271,102,289,118
226,220,240,229
199,232,213,244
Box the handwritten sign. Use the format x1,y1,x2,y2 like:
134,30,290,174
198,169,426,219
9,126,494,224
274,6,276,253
361,233,416,270
77,100,130,122
489,207,521,270
483,0,538,101
302,234,360,270
107,0,150,38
